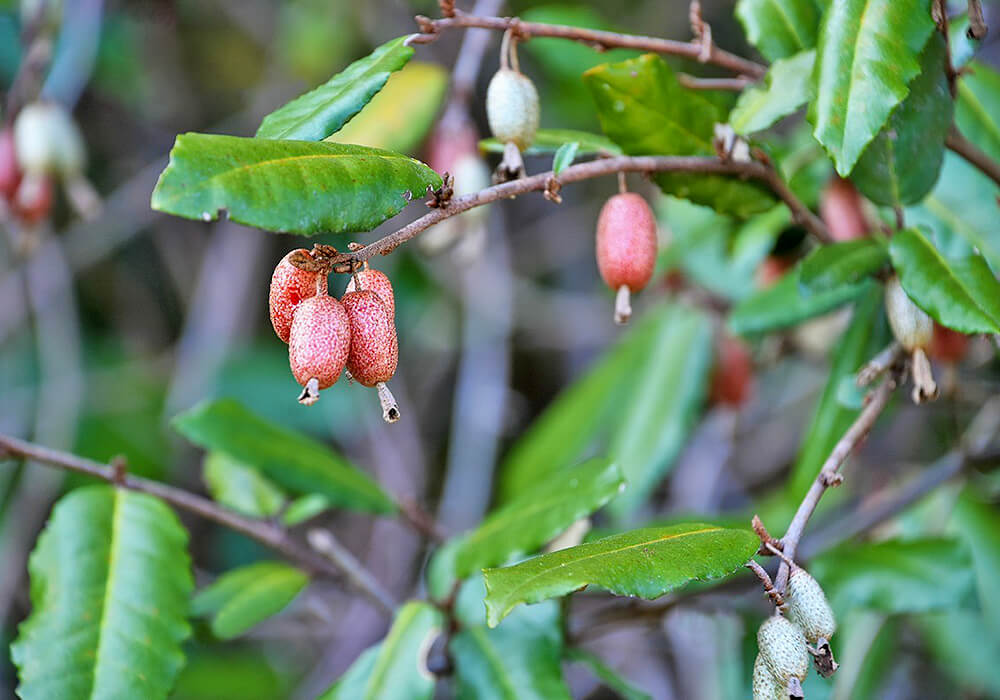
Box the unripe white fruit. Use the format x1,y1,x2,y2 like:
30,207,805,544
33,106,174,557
486,69,539,150
752,654,786,700
757,615,808,684
885,275,933,351
14,102,86,177
785,568,837,644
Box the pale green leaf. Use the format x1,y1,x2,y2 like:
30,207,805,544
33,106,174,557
203,451,285,519
282,493,330,527
951,492,1000,633
566,649,651,700
730,50,814,135
552,142,579,175
918,611,1000,697
478,128,622,157
956,61,1000,163
736,0,821,61
191,562,308,639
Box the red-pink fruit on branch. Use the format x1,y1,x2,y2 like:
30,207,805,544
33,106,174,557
709,334,754,408
345,269,395,320
820,177,869,242
288,295,351,406
342,290,398,387
0,127,21,201
595,193,658,325
14,173,52,224
269,249,328,343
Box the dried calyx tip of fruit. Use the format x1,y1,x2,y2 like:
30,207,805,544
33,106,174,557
884,275,937,403
377,382,400,423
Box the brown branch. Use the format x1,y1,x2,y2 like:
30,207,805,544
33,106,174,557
410,9,766,79
947,126,1000,189
0,433,396,615
351,155,830,264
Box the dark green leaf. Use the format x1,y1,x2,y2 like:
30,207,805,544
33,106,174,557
478,128,622,157
798,238,888,294
11,486,193,700
150,134,441,235
889,227,1000,334
552,142,579,175
584,54,774,217
318,602,443,700
173,399,396,514
951,492,1000,633
810,0,936,175
956,61,1000,163
483,523,758,626
919,611,1000,697
730,50,814,135
949,15,983,70
191,562,308,639
256,36,413,141
203,451,285,519
809,537,977,614
735,0,821,61
566,649,651,700
850,34,953,206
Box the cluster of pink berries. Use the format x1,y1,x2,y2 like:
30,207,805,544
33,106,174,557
269,250,400,422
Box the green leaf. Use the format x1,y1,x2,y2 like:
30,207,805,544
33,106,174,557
282,493,330,526
949,15,983,70
150,134,441,235
11,486,193,700
256,36,414,141
809,537,977,614
956,61,1000,163
478,128,622,157
482,523,758,626
605,305,713,518
203,451,285,519
324,62,448,155
584,54,774,217
810,0,936,176
318,602,442,700
850,34,953,206
889,227,1000,334
552,142,579,175
191,562,308,639
566,649,651,700
173,399,396,514
446,458,624,582
728,264,873,335
951,492,1000,633
798,238,888,294
730,50,815,135
735,0,821,61
918,611,1000,697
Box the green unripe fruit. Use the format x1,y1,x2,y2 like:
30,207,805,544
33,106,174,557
486,69,539,150
785,568,837,644
757,615,808,685
752,654,786,700
885,275,932,351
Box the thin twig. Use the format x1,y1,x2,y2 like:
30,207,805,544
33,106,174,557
677,73,752,91
306,530,397,614
947,126,1000,189
0,433,395,615
411,9,766,79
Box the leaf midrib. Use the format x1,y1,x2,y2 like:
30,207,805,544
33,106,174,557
767,0,809,51
958,81,1000,155
465,627,520,699
91,490,123,698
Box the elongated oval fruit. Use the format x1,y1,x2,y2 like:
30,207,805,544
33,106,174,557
342,290,398,387
785,568,836,644
929,322,969,364
757,615,808,685
13,101,85,177
595,193,658,325
344,269,395,320
270,249,328,343
752,653,786,700
820,177,869,242
709,333,754,407
288,295,351,405
486,69,539,150
885,275,932,351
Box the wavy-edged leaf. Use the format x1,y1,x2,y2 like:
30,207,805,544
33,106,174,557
889,227,1000,334
730,50,814,135
483,523,758,626
584,54,774,217
318,602,442,700
11,486,193,700
798,238,888,294
150,134,441,235
735,0,821,61
850,34,953,206
956,61,1000,163
203,451,285,519
173,398,396,514
810,0,936,175
478,128,622,157
256,36,413,141
191,562,308,639
566,649,651,700
552,142,579,175
324,62,448,155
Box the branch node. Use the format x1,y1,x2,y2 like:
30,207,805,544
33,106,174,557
543,176,562,203
415,14,437,34
437,0,456,18
111,456,127,486
426,173,455,208
752,514,783,555
820,471,844,488
746,559,787,613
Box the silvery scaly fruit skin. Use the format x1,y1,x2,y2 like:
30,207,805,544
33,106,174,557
885,275,933,351
595,193,658,292
13,102,86,177
345,269,395,320
757,615,808,684
752,653,787,700
342,290,398,387
288,295,351,390
269,250,328,343
785,568,837,644
486,69,540,150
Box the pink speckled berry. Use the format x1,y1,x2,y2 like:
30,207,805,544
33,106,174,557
341,290,398,387
344,269,395,320
269,249,328,343
288,295,350,392
596,193,657,292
